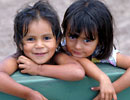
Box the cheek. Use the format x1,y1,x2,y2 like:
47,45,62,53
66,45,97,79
88,40,98,51
66,39,74,47
50,46,56,53
23,44,33,53
49,42,57,51
84,46,92,53
84,45,97,55
66,41,73,51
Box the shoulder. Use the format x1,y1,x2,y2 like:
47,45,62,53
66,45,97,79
0,54,18,75
54,52,77,64
54,52,69,60
116,53,130,69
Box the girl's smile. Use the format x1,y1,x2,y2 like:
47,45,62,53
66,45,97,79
22,18,57,64
33,52,47,56
32,52,48,57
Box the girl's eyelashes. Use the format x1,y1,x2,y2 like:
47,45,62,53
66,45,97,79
68,34,92,43
26,37,35,41
69,35,76,39
84,39,92,43
68,34,78,39
24,35,53,42
43,36,52,40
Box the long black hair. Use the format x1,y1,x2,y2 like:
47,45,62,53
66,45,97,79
62,0,114,59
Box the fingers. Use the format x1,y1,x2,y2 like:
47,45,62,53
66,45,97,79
18,63,26,69
109,94,113,100
93,94,100,100
91,87,100,91
17,55,32,70
37,91,48,100
100,92,105,100
105,93,109,100
100,92,117,100
42,96,48,100
92,90,117,100
20,69,27,74
18,64,28,74
113,93,117,100
17,56,29,64
108,91,117,100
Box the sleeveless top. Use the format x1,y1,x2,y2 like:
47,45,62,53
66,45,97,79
91,48,119,66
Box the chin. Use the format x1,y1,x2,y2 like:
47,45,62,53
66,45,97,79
33,60,47,65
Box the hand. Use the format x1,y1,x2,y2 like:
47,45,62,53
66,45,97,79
71,56,80,60
93,93,100,100
17,56,39,75
91,78,117,100
92,92,116,100
71,56,84,62
26,90,48,100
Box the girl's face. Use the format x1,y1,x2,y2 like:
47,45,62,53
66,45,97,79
22,19,57,64
66,32,98,58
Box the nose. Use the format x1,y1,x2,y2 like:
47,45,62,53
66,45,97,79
35,40,44,48
75,40,82,50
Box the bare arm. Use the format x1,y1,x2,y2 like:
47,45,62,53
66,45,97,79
93,53,130,100
40,53,85,81
73,57,110,82
0,56,17,75
73,57,117,100
17,53,85,81
112,53,130,93
0,56,47,100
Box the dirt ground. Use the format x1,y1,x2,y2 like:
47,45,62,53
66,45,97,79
0,0,130,61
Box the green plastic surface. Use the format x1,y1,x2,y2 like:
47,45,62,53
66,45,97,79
0,63,130,100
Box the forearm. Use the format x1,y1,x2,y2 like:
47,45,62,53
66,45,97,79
112,68,130,93
37,64,85,81
0,72,33,99
35,53,85,81
77,58,110,82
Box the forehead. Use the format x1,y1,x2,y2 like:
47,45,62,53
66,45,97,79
27,19,53,34
23,18,53,37
29,19,51,29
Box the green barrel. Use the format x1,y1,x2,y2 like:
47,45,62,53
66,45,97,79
0,63,129,100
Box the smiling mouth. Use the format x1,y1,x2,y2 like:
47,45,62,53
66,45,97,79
72,51,81,55
33,52,47,56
